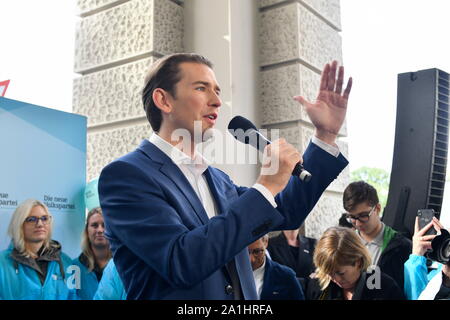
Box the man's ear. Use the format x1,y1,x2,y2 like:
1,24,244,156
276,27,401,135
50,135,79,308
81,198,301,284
375,203,382,215
152,88,173,114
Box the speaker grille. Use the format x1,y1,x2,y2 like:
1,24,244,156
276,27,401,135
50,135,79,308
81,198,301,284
428,71,450,213
383,68,450,236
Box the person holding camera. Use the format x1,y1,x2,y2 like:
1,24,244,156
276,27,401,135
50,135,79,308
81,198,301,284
419,255,450,300
404,216,450,300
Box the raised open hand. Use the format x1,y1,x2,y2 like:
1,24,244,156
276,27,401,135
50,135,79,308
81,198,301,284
294,61,352,145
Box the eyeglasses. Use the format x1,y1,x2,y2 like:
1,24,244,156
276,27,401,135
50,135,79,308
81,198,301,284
248,248,265,256
24,215,51,226
345,205,377,223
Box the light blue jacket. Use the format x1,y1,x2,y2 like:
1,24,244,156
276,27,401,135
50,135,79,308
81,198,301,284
71,256,100,300
404,254,442,300
93,259,126,300
0,246,78,300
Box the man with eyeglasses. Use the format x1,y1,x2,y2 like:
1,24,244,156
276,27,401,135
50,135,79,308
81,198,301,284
343,181,412,290
248,234,304,300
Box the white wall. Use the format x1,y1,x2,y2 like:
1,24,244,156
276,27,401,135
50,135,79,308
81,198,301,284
184,0,260,186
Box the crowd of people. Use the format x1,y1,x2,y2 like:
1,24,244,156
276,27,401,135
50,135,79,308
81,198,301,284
1,53,449,300
0,180,448,300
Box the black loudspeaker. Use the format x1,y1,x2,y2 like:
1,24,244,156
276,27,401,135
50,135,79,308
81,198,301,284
382,68,450,237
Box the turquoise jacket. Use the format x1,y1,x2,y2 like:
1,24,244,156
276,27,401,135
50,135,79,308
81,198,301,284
71,255,100,300
0,245,78,300
93,259,126,300
404,254,442,300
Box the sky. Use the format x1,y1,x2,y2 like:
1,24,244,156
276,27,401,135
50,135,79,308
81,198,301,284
0,1,77,112
1,0,450,225
341,0,450,172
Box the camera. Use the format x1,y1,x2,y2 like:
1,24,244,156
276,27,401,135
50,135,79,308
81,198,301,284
426,229,450,264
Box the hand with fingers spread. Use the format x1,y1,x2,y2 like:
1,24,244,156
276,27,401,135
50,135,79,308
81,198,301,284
412,217,443,256
294,60,352,145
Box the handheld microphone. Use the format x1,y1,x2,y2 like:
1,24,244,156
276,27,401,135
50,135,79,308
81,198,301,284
227,116,312,182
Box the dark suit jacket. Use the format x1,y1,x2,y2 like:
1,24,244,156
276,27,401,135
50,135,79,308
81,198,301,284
98,139,348,299
267,233,316,278
260,258,304,300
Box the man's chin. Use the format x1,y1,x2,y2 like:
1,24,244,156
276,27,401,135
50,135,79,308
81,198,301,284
202,128,215,142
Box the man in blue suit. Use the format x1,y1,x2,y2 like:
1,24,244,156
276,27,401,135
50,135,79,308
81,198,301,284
248,235,304,300
98,53,352,300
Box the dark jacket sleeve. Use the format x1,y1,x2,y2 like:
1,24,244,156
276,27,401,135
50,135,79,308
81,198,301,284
274,142,348,230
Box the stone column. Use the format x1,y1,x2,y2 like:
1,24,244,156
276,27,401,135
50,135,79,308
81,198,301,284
73,0,183,181
259,0,350,239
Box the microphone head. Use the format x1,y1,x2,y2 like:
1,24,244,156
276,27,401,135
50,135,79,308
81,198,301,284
228,115,269,151
227,116,257,132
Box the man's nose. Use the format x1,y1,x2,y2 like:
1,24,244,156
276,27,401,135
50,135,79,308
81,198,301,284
355,219,364,226
209,91,221,108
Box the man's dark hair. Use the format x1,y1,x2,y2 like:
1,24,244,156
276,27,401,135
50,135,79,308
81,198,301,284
343,180,379,212
142,53,213,132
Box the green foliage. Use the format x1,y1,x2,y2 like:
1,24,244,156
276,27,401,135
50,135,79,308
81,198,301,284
350,167,390,209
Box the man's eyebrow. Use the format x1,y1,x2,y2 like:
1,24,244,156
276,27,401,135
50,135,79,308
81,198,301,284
192,81,221,92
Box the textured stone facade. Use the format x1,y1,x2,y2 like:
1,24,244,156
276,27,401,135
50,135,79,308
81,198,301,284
74,0,183,181
259,0,341,31
259,2,342,70
76,0,129,16
304,191,344,239
73,58,154,127
87,121,151,181
258,0,348,239
74,0,183,74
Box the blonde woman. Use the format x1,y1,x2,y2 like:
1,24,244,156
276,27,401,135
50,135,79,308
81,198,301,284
0,199,77,300
72,207,111,300
305,227,405,300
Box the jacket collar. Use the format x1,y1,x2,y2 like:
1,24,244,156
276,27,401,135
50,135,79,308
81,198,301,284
138,139,211,225
10,240,62,276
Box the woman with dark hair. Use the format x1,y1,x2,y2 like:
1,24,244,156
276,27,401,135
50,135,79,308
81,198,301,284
72,207,111,300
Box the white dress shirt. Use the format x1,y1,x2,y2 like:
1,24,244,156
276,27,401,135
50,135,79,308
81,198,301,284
252,259,266,299
150,133,218,218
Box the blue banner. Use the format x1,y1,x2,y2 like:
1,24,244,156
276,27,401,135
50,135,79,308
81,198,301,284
0,97,87,258
84,177,100,212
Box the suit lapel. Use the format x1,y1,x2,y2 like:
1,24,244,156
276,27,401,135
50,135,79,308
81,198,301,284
260,258,272,298
138,140,210,225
